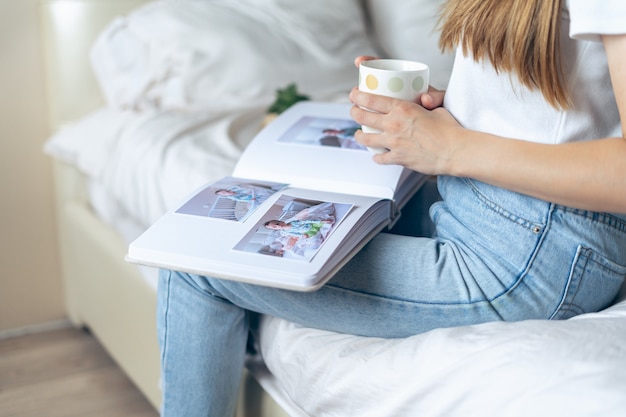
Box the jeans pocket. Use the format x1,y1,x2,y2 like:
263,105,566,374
551,246,626,319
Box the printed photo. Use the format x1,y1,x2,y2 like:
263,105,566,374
277,116,366,150
176,177,288,222
234,195,353,261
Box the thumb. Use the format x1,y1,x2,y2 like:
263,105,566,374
420,87,446,109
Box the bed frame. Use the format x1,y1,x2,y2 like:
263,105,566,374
42,2,288,414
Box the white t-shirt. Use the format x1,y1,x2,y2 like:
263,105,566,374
444,0,626,145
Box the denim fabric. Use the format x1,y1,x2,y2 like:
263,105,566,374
157,176,626,417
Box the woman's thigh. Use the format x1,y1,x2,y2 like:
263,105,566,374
204,231,504,338
186,176,626,339
194,177,504,337
188,176,535,337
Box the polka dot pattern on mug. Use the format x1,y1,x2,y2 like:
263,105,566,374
412,76,425,92
358,59,429,103
388,77,404,92
365,74,378,90
363,75,426,95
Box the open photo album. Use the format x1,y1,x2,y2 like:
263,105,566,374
126,102,427,291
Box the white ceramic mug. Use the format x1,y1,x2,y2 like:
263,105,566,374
358,59,429,153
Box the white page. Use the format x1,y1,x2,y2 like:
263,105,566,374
233,102,406,200
127,186,389,291
127,102,424,290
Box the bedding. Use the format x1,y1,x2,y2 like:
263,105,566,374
90,0,377,111
47,0,380,225
259,296,626,417
45,0,626,416
47,106,261,225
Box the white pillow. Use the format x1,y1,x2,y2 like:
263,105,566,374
365,0,454,89
90,0,376,111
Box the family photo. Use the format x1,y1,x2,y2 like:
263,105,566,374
235,195,352,261
175,177,287,222
277,116,366,150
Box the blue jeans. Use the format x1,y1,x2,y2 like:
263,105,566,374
157,177,626,417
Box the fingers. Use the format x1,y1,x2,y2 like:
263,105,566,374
350,102,377,129
353,129,400,166
349,88,409,151
349,103,386,140
349,87,396,115
354,55,379,68
353,128,389,157
351,84,445,113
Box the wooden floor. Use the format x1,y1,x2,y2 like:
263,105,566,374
0,326,158,417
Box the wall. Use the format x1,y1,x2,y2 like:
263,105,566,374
0,0,65,332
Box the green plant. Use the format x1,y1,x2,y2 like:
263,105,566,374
267,83,310,114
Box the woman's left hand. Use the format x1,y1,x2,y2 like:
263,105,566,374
349,87,464,176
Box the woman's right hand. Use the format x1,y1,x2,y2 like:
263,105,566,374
350,86,463,176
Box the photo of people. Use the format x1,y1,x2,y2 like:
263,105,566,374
235,195,353,261
176,177,287,222
277,116,366,150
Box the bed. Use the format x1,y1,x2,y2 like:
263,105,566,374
42,1,626,416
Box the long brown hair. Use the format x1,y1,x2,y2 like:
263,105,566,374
438,0,568,109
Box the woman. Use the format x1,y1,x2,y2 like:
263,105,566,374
157,1,626,415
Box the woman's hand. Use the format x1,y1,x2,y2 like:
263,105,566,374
351,55,457,174
349,87,464,176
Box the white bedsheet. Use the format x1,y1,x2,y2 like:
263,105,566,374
260,297,626,417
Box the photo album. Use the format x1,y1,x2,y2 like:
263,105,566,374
126,102,427,291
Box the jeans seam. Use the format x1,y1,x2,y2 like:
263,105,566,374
557,205,626,233
325,282,496,307
160,270,172,392
464,178,544,230
549,245,584,319
492,203,556,307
